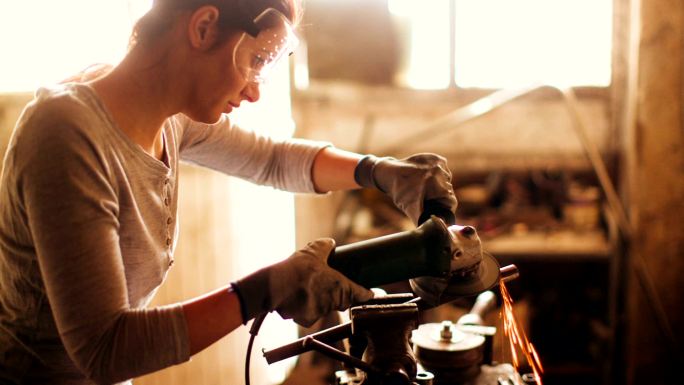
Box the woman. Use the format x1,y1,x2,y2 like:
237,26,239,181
0,0,457,383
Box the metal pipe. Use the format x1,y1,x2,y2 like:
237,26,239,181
499,264,519,283
380,85,542,156
263,322,352,364
302,336,381,375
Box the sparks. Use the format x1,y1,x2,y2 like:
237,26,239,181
500,279,544,384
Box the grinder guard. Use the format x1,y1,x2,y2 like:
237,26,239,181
410,252,500,307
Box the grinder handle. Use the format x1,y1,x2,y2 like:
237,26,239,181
418,199,455,226
328,218,453,288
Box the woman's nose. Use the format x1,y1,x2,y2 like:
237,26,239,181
241,82,261,103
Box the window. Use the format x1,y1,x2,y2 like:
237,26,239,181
0,1,152,93
388,0,612,89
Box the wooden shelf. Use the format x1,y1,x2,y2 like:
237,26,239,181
483,230,613,261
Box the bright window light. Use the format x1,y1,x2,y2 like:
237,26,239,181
389,0,451,89
389,0,612,89
0,1,152,93
455,0,612,88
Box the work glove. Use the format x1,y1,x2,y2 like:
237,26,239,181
232,238,374,327
354,153,458,225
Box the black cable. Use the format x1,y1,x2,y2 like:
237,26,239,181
245,334,255,385
245,313,267,385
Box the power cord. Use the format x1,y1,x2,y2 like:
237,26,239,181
245,313,267,385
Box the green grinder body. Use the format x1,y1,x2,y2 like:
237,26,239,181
327,218,453,289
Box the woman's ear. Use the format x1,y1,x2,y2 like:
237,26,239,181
188,5,220,50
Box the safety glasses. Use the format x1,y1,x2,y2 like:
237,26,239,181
233,8,299,83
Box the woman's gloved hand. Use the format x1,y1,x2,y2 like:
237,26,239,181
232,238,374,327
354,153,458,224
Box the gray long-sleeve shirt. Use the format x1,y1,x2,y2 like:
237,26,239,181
0,84,329,384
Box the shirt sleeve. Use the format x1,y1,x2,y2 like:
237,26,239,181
15,111,190,383
177,114,331,193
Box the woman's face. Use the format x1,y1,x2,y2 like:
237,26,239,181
180,6,296,124
184,29,261,124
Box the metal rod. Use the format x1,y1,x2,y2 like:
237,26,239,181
499,264,519,283
262,322,352,364
559,87,632,239
302,336,381,375
380,85,543,156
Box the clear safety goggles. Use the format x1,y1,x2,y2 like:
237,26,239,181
233,8,299,83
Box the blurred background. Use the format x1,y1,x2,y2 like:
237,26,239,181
0,1,682,385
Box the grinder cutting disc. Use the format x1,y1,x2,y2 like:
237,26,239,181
410,252,500,307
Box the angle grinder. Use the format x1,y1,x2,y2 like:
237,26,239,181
328,205,501,307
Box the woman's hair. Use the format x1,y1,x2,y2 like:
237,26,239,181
130,0,302,49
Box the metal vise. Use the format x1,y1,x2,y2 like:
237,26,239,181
263,294,434,385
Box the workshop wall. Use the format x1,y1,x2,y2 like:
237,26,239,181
0,93,32,157
292,85,612,171
291,85,614,247
624,0,684,383
296,0,615,172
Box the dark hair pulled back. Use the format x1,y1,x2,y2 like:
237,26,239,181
130,0,301,48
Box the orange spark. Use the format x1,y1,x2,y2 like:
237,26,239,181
500,279,544,384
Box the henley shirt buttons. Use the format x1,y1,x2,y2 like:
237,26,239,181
164,198,170,206
166,238,172,246
167,217,172,225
